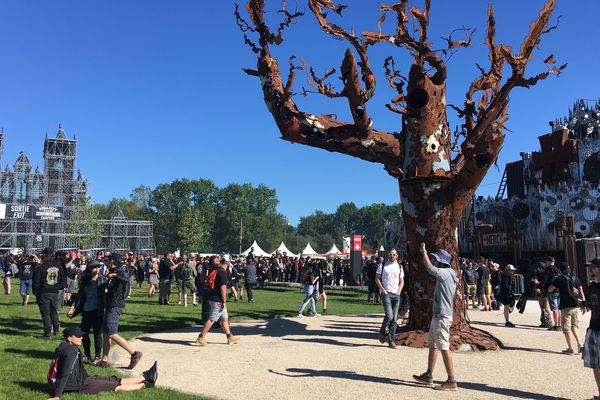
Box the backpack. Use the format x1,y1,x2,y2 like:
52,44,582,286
566,273,580,301
198,269,218,298
47,353,78,392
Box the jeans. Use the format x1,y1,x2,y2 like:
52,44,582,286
299,285,317,316
380,293,400,343
245,282,255,302
81,309,103,359
37,291,61,336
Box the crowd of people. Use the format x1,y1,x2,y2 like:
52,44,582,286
1,246,599,398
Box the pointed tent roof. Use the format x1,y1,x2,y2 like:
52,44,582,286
240,240,271,257
325,244,342,255
272,241,298,257
301,243,319,256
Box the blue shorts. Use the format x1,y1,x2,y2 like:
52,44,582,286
20,279,33,294
102,307,124,335
548,292,560,311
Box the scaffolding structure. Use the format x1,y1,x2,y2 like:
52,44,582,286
0,127,155,254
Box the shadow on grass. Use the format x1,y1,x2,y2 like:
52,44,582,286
17,380,48,392
5,348,54,360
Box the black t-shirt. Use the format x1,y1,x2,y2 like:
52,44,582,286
65,263,77,280
479,265,490,284
586,282,600,330
159,259,174,280
19,262,36,281
208,268,228,303
552,274,580,309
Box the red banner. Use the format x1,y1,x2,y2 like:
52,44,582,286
352,235,362,252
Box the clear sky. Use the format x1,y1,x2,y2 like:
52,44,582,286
0,0,598,225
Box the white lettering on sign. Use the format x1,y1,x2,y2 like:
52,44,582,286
10,205,30,213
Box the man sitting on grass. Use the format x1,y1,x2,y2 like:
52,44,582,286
48,326,157,400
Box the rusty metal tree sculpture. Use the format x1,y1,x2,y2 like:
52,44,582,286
236,0,565,350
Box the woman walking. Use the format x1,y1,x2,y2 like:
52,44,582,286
147,258,159,298
67,260,105,365
297,266,319,317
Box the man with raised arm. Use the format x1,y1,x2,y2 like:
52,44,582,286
413,242,458,391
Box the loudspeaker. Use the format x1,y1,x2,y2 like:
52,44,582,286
576,238,599,287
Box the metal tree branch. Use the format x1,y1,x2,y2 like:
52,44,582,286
236,0,404,171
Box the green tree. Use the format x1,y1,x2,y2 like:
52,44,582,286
67,196,103,250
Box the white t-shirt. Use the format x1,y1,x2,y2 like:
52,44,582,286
376,261,404,294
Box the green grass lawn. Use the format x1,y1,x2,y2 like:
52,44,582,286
0,281,379,400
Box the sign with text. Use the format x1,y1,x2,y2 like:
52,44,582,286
352,235,362,252
482,233,508,247
0,204,63,220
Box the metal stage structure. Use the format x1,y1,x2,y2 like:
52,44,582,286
0,126,155,254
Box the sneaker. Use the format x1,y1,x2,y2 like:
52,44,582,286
195,335,208,346
193,302,198,306
92,357,101,366
433,381,459,391
143,361,158,388
184,303,188,307
127,351,143,369
388,340,397,349
227,335,241,345
312,313,321,317
551,326,561,332
413,373,434,386
505,321,515,327
561,348,575,355
178,301,182,305
296,314,305,318
378,333,386,344
81,355,90,364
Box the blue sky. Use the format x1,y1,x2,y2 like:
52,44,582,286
0,0,598,225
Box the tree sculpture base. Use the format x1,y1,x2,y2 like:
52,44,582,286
395,324,503,351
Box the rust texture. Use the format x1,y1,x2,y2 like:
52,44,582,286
236,0,564,350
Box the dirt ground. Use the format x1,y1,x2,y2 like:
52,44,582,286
113,302,597,400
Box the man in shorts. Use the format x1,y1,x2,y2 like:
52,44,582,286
98,253,142,369
413,242,458,391
195,258,241,346
582,259,600,400
48,326,157,399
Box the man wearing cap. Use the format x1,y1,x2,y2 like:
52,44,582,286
33,248,67,338
375,248,404,349
581,259,600,399
413,242,458,391
498,264,518,327
47,326,157,399
98,253,142,369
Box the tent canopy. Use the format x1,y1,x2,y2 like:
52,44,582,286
240,240,271,257
325,244,342,255
301,242,319,256
272,241,298,258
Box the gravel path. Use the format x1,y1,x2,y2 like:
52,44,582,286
113,302,597,400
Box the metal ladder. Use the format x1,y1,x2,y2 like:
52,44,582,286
496,166,508,199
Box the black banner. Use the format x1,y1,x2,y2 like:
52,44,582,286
0,204,63,220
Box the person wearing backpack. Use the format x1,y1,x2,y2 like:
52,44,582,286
195,257,241,346
181,257,197,307
548,262,585,354
47,326,157,399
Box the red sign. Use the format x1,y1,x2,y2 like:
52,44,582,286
352,235,362,252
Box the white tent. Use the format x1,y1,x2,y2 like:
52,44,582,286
272,241,299,258
325,244,342,256
301,242,319,256
240,240,271,257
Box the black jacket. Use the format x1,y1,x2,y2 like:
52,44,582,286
71,275,107,318
33,259,67,295
105,264,130,309
51,342,89,396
